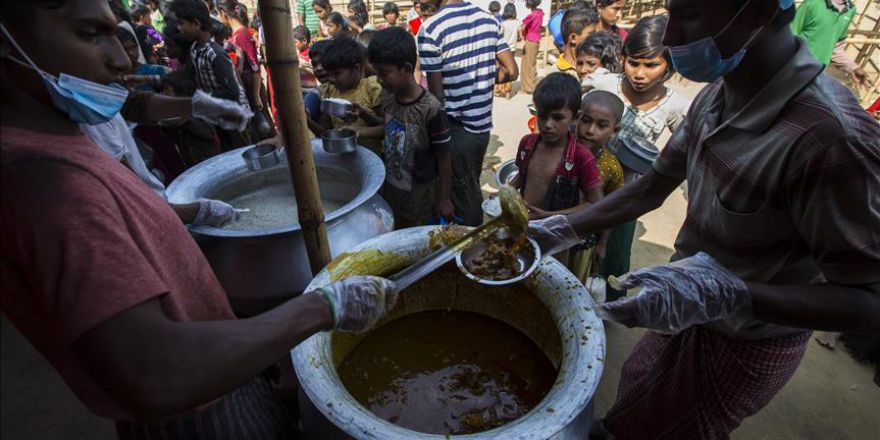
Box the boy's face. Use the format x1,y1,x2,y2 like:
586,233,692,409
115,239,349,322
373,62,412,94
385,12,399,24
576,103,619,150
576,53,602,79
177,19,202,42
598,0,625,27
568,25,596,49
313,4,330,19
312,55,329,83
536,107,576,145
326,65,362,91
623,55,668,92
294,37,309,52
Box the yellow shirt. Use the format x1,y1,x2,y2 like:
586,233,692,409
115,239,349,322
320,76,384,154
555,55,579,78
596,147,624,195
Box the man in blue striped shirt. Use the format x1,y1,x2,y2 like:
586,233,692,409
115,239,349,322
418,0,519,226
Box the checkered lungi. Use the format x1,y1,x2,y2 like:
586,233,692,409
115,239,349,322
604,327,811,440
116,377,298,440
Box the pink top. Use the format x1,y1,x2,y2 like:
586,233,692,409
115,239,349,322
521,10,544,43
1,127,235,421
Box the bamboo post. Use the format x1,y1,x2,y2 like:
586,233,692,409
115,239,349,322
258,0,332,274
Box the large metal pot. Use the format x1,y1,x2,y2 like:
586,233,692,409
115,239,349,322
292,227,606,439
166,142,393,315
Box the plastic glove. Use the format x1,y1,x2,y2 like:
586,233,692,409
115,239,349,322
192,198,239,227
597,252,752,334
315,276,398,333
527,214,582,256
191,90,254,132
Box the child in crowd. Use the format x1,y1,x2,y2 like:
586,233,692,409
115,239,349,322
572,90,625,285
170,0,252,151
363,26,454,227
163,23,190,70
519,0,544,94
294,25,318,90
596,0,628,40
159,71,222,167
325,11,351,39
117,27,170,92
510,73,603,269
347,0,373,34
304,39,331,121
576,31,623,90
556,8,600,77
381,2,401,29
495,4,519,98
312,0,334,38
418,1,438,21
590,15,688,299
307,37,383,155
407,0,422,35
488,1,501,22
146,0,166,33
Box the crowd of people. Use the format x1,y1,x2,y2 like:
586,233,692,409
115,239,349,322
1,0,878,439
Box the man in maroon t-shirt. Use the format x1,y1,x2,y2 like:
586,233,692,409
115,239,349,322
0,0,396,437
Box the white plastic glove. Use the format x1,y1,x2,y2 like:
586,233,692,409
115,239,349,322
191,90,254,132
315,276,398,333
527,214,583,256
192,198,239,227
597,252,752,334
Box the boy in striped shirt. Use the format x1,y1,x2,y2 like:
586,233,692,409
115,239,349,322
417,0,519,226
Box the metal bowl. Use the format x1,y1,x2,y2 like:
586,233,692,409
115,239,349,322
241,144,280,171
494,159,519,187
321,128,358,154
320,98,352,118
456,236,541,286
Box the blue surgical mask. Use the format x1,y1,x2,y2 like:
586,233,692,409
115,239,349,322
1,23,129,125
667,0,776,83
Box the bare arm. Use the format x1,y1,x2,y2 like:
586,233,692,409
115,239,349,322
73,294,333,420
426,72,445,105
495,49,518,83
748,281,880,333
565,168,682,237
122,92,193,124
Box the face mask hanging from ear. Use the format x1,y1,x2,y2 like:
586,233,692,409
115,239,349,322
1,23,129,125
667,0,779,83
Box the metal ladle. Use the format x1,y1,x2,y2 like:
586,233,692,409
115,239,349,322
388,186,529,292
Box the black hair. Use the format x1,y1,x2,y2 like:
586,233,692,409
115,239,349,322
502,3,517,20
419,2,438,15
525,0,541,9
348,0,369,28
576,31,623,73
109,0,133,23
163,20,191,63
212,20,232,42
357,29,376,48
161,70,198,96
570,0,593,12
218,0,250,27
169,0,212,31
488,1,501,13
116,27,138,45
313,0,332,11
383,1,399,16
596,0,619,7
582,90,625,123
623,15,672,71
131,5,152,22
326,11,350,37
293,25,312,44
309,39,331,60
321,37,365,71
561,9,599,43
533,72,582,114
367,26,416,69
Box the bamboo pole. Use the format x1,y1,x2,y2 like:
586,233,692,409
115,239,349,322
258,0,332,274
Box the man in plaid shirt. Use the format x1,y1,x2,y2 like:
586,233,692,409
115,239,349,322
170,0,251,151
530,0,880,438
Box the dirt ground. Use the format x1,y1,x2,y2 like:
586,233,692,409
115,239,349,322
2,64,878,439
